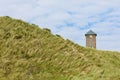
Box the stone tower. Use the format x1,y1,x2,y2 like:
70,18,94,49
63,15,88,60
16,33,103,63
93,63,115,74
85,30,97,49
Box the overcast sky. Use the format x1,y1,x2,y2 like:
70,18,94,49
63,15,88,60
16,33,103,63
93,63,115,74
0,0,120,51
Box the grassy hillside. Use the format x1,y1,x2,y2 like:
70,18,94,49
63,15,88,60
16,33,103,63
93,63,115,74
0,16,120,80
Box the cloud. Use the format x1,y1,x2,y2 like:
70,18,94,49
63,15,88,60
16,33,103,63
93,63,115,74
0,0,120,51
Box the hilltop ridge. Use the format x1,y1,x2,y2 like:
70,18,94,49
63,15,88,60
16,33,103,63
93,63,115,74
0,16,120,80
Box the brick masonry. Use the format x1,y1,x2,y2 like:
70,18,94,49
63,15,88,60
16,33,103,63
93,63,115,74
85,34,96,49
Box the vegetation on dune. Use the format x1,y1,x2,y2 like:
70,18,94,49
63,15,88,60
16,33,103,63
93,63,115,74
0,16,120,80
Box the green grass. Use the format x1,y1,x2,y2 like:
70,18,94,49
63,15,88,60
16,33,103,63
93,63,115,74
0,16,120,80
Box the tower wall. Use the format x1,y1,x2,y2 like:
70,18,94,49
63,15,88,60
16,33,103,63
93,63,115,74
86,34,96,49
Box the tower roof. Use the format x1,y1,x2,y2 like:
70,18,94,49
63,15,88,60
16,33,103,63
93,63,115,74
85,30,97,36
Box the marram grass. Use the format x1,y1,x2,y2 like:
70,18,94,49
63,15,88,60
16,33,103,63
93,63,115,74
0,16,120,80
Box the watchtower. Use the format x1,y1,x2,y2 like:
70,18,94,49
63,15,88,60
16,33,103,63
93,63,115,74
85,30,97,49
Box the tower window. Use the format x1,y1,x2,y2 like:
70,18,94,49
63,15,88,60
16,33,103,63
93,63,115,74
89,35,93,38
